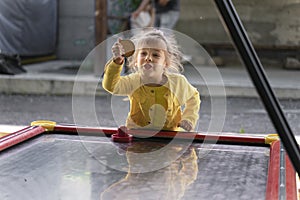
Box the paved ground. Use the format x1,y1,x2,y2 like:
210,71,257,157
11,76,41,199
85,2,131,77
1,94,299,136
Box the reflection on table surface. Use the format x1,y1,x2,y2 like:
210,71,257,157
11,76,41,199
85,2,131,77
101,141,198,200
0,134,269,200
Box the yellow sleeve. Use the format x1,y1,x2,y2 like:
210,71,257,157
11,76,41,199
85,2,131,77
102,59,141,95
102,59,123,94
181,89,200,131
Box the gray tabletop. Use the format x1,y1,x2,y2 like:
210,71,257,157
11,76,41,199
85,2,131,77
0,134,269,200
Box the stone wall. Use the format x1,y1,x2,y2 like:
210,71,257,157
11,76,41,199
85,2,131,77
56,0,95,60
176,0,300,47
56,0,300,67
175,0,300,67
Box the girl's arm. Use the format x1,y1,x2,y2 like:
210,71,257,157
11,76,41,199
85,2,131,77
181,90,201,131
102,59,139,95
102,39,130,95
102,59,123,94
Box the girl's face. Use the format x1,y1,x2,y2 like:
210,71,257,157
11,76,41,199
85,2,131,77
136,48,167,84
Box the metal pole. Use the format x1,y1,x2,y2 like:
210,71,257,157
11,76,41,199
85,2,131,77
213,0,300,174
94,0,107,76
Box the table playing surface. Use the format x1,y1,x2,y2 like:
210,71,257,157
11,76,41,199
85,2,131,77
0,125,298,200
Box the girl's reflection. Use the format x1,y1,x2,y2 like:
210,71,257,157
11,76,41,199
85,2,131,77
101,141,198,200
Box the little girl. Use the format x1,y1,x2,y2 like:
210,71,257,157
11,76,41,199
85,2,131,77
102,29,200,132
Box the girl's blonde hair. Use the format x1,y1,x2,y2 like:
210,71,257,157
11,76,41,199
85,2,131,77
127,28,184,73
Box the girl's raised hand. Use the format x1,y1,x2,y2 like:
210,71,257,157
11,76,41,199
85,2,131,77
112,38,125,65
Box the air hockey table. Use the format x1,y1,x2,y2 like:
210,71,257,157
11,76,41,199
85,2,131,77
1,0,300,199
0,121,299,200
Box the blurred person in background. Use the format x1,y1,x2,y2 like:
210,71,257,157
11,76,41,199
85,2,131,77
132,0,180,29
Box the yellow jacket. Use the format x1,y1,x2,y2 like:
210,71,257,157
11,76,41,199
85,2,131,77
102,60,200,131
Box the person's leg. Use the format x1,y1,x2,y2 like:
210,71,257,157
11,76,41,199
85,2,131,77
154,13,161,27
159,11,192,64
159,10,180,29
